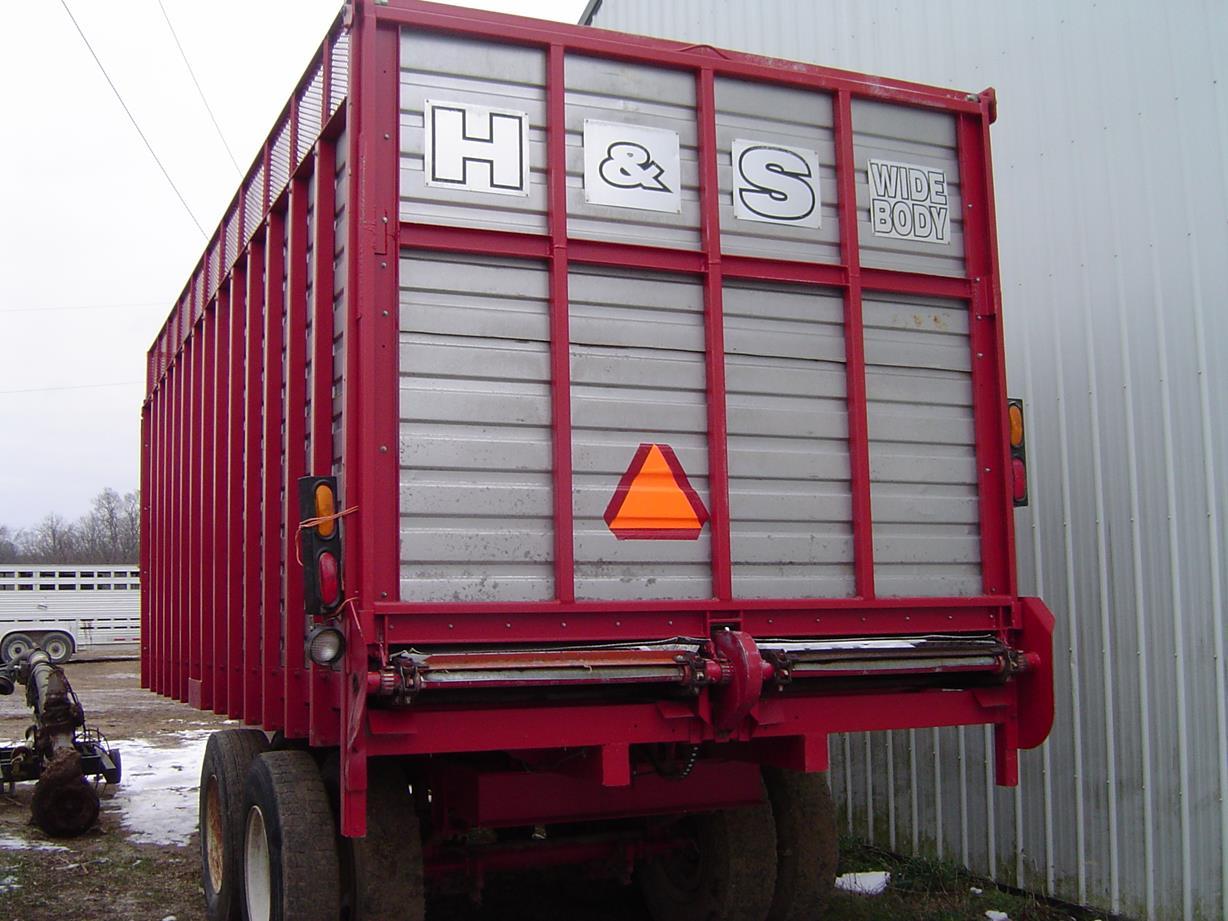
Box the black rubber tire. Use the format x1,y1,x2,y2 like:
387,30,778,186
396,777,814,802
638,800,778,921
351,759,425,921
40,631,74,664
199,729,270,921
764,769,839,921
1,633,34,663
242,750,342,921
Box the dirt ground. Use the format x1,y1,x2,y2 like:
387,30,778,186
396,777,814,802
0,657,226,921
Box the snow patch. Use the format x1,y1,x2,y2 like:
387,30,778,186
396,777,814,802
985,911,1011,921
835,870,891,895
0,832,68,852
0,873,20,895
104,730,211,846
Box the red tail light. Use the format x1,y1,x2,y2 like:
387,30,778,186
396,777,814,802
1011,457,1028,504
318,552,341,608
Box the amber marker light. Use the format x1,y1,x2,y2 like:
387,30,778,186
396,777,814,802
1008,402,1025,448
314,483,337,537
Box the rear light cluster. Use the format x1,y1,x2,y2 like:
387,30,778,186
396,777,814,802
298,476,346,666
1007,398,1028,507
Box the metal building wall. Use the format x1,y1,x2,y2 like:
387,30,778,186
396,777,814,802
581,2,1228,918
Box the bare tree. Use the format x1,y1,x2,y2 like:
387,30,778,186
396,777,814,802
29,514,79,561
0,489,140,563
0,525,16,563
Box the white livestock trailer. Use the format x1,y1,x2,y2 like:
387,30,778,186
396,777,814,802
0,565,141,663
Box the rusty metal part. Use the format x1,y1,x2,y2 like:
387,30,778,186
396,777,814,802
364,632,1021,730
0,648,116,836
30,749,100,837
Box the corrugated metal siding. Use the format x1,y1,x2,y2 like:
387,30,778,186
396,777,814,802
864,293,980,597
565,56,701,249
722,280,854,598
397,253,555,602
586,2,1228,918
569,266,710,600
851,99,965,277
399,32,548,234
713,78,840,263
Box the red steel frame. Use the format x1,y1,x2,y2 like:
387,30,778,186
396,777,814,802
140,0,1048,839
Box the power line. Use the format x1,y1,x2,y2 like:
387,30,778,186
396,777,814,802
58,0,207,238
157,0,242,175
0,382,143,396
0,302,164,314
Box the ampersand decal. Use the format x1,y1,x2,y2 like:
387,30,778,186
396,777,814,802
599,142,672,193
583,120,682,214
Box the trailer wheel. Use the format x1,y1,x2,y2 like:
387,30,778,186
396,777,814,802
639,800,778,921
764,769,838,921
242,751,341,921
40,631,73,664
199,729,270,921
351,760,425,921
1,633,34,663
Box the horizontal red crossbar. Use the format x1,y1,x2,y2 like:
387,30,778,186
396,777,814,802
377,598,1011,646
366,685,1011,758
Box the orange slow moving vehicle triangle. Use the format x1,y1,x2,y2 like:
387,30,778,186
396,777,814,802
603,443,709,540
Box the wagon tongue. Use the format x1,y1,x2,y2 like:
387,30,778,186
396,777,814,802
371,632,1015,703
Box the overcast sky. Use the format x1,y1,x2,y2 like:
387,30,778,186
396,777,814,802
0,0,586,530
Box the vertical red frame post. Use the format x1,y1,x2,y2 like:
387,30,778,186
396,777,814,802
262,209,288,731
243,234,267,724
226,260,248,719
340,7,400,837
833,89,876,599
138,404,151,689
198,304,217,711
695,67,733,602
957,103,1014,600
180,327,197,702
546,43,575,603
211,288,230,715
310,132,341,748
283,166,312,740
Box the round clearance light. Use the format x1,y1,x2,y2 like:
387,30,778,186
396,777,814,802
307,624,345,666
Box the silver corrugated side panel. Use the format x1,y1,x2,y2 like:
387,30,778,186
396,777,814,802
585,2,1228,918
723,280,854,598
569,266,711,600
398,253,555,602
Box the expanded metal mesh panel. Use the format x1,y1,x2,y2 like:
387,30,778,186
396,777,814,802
298,64,325,163
397,252,555,602
723,280,855,597
329,31,349,115
244,163,265,241
270,117,292,201
569,266,710,600
225,206,240,271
